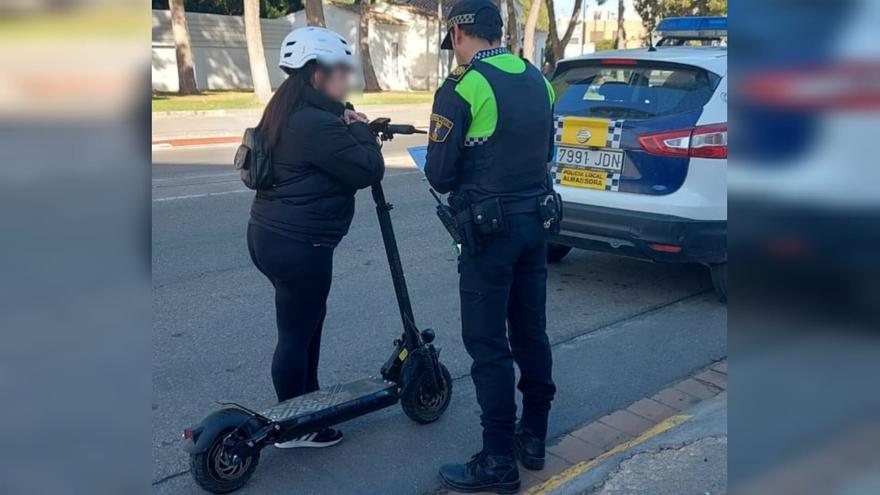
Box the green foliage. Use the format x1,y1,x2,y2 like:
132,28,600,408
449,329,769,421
594,39,615,51
633,0,727,33
519,0,549,32
151,0,304,19
152,90,434,112
706,0,727,15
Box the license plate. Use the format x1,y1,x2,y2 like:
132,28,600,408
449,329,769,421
559,167,608,190
556,146,624,172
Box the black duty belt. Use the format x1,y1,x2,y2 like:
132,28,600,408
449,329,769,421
500,196,544,216
452,196,544,224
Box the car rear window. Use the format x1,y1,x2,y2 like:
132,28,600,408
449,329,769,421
552,62,720,120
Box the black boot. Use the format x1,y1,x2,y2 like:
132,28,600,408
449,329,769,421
515,425,546,470
439,451,521,494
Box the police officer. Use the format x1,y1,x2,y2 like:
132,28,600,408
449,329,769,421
425,1,558,492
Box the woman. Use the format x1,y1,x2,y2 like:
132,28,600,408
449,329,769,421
247,27,384,449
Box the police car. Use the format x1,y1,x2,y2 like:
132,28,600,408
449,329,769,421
547,17,728,301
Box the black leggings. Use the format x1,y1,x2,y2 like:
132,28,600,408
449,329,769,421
247,223,334,403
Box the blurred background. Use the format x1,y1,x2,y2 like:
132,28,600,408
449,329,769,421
729,0,880,494
0,0,150,494
2,0,880,493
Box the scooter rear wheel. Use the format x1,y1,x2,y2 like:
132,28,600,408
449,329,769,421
190,428,260,494
400,362,453,424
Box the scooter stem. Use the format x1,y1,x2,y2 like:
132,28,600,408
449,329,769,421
370,183,421,346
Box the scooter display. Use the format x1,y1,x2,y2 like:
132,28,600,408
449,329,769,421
183,120,451,494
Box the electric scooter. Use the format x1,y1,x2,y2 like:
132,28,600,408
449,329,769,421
183,121,452,494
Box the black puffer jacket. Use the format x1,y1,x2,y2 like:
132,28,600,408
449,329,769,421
250,87,385,246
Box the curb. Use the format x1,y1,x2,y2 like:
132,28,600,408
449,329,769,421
445,359,728,495
152,108,263,119
151,102,433,119
152,135,241,150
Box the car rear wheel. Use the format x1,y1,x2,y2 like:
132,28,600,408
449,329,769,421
710,263,727,303
547,243,573,263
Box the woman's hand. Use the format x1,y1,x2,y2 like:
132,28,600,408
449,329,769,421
343,109,369,125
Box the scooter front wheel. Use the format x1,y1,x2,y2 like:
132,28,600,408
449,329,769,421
400,362,453,424
190,429,260,494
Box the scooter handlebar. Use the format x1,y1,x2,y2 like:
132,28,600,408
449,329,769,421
386,124,426,135
369,118,426,141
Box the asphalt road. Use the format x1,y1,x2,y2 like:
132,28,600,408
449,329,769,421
152,143,726,494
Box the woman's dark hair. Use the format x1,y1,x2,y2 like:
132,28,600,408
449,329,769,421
256,61,318,148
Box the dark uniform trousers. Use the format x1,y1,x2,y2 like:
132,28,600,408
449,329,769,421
459,212,556,455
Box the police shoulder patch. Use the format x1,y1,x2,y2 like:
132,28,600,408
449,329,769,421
446,64,471,83
429,113,454,143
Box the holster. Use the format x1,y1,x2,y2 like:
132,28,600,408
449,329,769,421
434,203,465,247
470,197,506,236
448,193,483,257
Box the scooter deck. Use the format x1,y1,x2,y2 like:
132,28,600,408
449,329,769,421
261,377,398,423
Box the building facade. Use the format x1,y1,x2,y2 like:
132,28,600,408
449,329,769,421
153,3,549,93
152,4,446,93
559,5,646,59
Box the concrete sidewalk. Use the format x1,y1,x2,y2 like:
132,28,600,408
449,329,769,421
545,393,727,495
151,104,432,144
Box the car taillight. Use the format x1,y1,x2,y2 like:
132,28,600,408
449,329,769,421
690,124,727,158
638,123,727,159
742,61,880,111
637,128,691,157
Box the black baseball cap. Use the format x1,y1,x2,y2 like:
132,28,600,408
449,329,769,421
440,0,503,50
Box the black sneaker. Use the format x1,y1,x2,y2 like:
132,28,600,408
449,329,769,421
274,428,343,449
439,451,520,494
515,425,546,470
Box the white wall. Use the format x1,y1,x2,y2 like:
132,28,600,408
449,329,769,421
152,5,442,93
366,3,444,91
152,10,292,92
532,30,548,67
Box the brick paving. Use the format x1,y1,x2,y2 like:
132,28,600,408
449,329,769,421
548,435,605,464
695,369,728,389
597,410,655,437
625,398,679,423
570,422,632,450
652,387,702,412
673,378,721,400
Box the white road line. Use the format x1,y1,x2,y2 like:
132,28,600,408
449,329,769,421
151,142,240,152
385,169,420,177
152,172,238,183
153,189,251,202
152,169,420,203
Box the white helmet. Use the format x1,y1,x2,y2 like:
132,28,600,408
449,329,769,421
279,27,357,71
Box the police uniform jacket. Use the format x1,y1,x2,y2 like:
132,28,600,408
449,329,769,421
425,48,556,204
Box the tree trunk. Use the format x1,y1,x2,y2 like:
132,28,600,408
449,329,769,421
522,0,542,64
169,0,198,95
615,0,627,49
696,0,708,16
304,0,326,27
505,0,520,56
243,0,273,103
359,0,382,92
545,0,583,64
559,0,583,49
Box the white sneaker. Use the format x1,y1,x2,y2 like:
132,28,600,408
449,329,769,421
274,428,343,449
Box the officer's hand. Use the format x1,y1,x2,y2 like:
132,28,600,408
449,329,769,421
343,109,369,125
